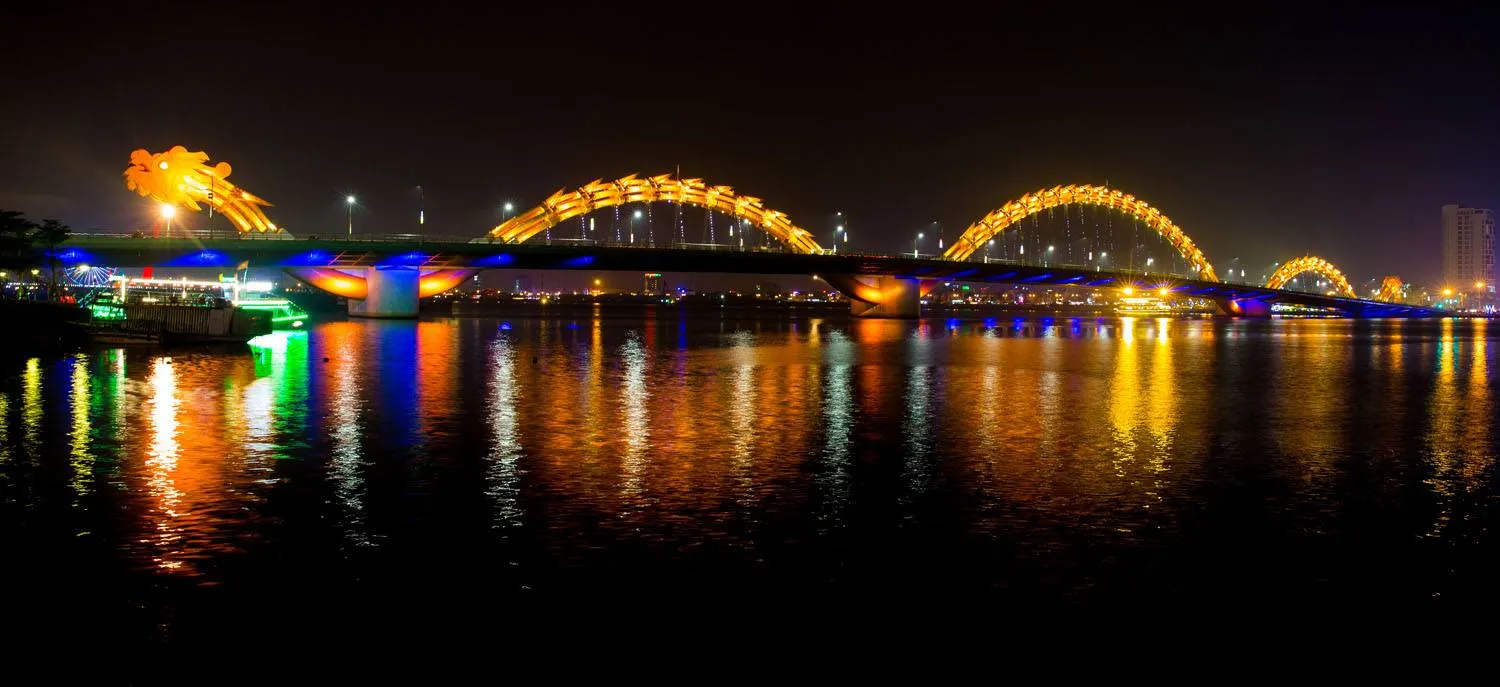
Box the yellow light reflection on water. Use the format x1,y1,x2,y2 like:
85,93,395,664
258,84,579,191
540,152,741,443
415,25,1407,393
729,331,757,475
69,354,92,499
1109,318,1141,469
146,357,184,570
323,323,370,546
1425,318,1461,534
817,328,854,523
417,321,460,437
22,358,41,458
903,325,934,494
0,391,9,459
1424,318,1494,537
1471,319,1488,395
1147,318,1177,459
976,342,1002,456
243,362,276,456
1266,320,1352,487
487,333,523,529
619,333,649,497
584,316,604,458
1463,318,1491,475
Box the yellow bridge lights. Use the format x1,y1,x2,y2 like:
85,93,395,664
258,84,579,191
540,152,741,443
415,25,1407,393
1264,256,1357,298
944,184,1220,282
124,146,281,234
1375,276,1406,303
116,150,1380,309
489,174,827,254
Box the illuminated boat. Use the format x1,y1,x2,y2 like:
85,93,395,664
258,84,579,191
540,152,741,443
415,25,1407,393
224,277,310,329
1116,295,1175,316
84,275,274,343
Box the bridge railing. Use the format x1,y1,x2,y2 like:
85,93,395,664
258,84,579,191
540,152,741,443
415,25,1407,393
69,233,1264,284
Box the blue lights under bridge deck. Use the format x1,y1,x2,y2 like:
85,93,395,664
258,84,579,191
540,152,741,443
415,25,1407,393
50,236,1437,317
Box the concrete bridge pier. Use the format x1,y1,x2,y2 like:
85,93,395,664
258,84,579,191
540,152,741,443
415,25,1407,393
285,266,479,318
348,266,421,319
822,274,924,318
1215,297,1272,318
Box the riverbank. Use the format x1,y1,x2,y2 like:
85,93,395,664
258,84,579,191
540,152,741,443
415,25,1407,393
1,300,91,350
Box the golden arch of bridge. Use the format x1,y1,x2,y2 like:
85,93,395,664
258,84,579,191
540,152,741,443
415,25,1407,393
488,173,826,254
942,184,1220,283
1264,256,1357,299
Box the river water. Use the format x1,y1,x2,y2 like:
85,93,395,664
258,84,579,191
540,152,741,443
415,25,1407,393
3,313,1498,651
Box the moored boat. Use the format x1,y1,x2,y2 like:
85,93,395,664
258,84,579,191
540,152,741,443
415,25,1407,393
84,276,274,343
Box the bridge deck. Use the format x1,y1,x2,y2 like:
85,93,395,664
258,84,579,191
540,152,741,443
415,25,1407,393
50,236,1435,316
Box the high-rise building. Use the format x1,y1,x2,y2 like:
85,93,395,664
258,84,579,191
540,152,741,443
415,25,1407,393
1442,204,1495,291
512,274,533,294
643,273,664,295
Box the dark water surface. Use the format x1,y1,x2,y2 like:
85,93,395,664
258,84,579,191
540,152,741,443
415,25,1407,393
4,314,1499,650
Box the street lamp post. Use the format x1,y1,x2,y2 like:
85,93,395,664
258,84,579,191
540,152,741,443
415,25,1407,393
346,195,356,237
834,211,842,254
416,185,425,242
985,239,994,263
631,210,642,245
1046,244,1054,266
914,232,924,258
503,202,514,222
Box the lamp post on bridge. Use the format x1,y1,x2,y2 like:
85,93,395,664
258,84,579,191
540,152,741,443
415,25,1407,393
833,211,843,254
914,232,924,258
416,185,425,242
631,210,642,245
346,195,356,237
985,239,994,263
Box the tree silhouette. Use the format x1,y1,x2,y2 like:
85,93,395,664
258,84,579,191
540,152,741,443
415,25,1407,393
34,218,71,300
0,210,35,270
0,210,72,300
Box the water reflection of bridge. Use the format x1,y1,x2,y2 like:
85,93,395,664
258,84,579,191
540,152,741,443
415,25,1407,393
4,317,1492,579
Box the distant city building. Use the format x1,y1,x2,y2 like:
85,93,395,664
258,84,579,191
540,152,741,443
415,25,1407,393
643,272,664,295
513,274,532,293
1442,204,1495,292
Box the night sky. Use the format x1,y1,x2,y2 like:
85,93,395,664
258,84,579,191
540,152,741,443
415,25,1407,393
5,2,1497,285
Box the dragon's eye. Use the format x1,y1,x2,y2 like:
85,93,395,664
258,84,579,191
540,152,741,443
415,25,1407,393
158,161,168,170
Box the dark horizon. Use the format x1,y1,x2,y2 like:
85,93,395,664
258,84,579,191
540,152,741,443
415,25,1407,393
5,2,1497,285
